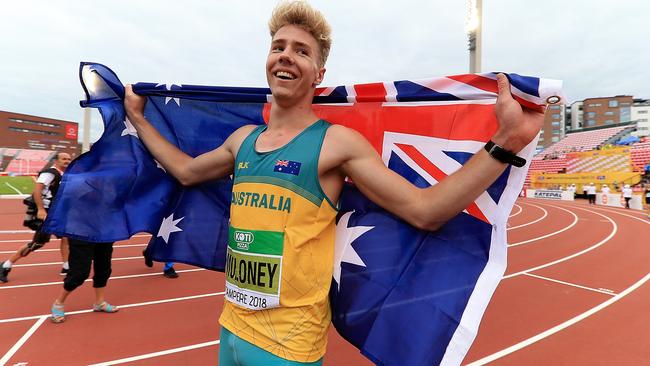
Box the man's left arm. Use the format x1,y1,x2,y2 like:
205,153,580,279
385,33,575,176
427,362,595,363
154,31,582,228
340,74,544,231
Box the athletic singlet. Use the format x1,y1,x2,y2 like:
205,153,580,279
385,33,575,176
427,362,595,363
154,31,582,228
219,120,338,362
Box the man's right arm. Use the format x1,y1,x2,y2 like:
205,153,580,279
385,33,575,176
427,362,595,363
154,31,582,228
124,85,254,186
33,182,46,220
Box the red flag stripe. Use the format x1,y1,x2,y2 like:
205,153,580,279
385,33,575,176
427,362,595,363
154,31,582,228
395,143,490,224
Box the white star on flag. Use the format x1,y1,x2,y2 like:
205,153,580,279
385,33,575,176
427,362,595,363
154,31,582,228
333,211,374,290
157,213,184,244
121,117,139,138
155,83,182,106
154,159,166,172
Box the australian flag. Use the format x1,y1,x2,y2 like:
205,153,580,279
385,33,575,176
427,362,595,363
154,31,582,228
274,159,301,175
44,62,562,366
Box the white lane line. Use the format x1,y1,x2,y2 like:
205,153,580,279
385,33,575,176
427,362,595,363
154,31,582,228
0,243,147,254
0,268,206,290
523,272,617,296
88,340,220,366
466,272,650,365
13,256,143,268
508,205,579,247
3,182,24,195
0,292,225,324
0,232,152,238
0,230,33,234
0,315,48,365
508,204,523,218
504,206,617,279
507,203,548,230
554,203,650,225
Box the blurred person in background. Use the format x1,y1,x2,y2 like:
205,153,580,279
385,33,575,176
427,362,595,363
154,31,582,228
1,152,72,283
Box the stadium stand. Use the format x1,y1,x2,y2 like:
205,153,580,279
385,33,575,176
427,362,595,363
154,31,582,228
537,125,632,159
1,148,55,175
630,141,650,172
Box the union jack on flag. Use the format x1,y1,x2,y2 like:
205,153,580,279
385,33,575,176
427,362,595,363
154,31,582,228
275,159,289,167
45,63,562,366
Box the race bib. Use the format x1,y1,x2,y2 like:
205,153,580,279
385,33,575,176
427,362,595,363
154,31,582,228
225,226,283,310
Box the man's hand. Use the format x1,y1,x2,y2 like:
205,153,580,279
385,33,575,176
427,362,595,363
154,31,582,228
37,210,46,221
492,73,545,153
124,85,147,119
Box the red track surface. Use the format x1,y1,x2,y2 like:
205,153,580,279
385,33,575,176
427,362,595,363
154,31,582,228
1,197,648,365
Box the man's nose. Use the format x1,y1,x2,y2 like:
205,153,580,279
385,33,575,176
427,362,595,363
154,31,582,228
278,50,294,65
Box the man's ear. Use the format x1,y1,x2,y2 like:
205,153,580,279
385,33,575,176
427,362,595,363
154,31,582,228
313,67,326,87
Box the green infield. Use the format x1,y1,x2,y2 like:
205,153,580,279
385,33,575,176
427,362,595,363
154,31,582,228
0,176,35,195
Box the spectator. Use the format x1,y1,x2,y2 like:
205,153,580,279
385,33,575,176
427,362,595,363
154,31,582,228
142,249,179,279
622,184,633,209
1,153,72,283
587,183,597,205
601,184,610,194
50,239,118,323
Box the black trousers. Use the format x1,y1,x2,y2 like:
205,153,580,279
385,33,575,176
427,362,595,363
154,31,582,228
63,239,114,292
588,194,596,204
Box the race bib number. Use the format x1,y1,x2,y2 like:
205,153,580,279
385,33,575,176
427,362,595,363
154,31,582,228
225,226,283,310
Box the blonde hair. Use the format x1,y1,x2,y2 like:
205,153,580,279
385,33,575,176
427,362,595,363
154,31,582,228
268,1,332,66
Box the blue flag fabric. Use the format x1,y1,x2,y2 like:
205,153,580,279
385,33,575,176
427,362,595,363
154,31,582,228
45,62,561,365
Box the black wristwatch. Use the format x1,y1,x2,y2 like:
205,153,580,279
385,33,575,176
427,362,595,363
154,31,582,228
484,140,526,167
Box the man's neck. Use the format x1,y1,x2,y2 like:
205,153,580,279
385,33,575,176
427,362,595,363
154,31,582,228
268,102,319,131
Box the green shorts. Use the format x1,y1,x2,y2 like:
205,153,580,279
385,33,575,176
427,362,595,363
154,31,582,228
219,327,323,366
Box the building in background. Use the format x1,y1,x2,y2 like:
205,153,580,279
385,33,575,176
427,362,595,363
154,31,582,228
631,99,650,137
539,104,566,148
0,110,79,157
581,95,633,128
568,101,584,131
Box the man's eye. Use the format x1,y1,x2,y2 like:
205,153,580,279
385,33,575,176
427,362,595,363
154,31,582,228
298,49,308,55
272,46,283,52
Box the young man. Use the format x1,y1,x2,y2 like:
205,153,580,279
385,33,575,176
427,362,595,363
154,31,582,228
124,2,543,364
0,152,72,283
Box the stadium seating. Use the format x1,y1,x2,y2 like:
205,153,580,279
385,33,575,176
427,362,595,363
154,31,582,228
630,141,650,172
2,149,55,175
537,126,629,159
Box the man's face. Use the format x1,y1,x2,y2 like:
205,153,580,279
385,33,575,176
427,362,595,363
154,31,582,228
55,153,72,170
266,25,325,105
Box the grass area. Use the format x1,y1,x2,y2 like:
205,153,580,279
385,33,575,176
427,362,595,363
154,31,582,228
0,176,35,195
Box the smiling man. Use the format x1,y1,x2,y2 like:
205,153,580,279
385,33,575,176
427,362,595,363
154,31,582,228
124,1,543,365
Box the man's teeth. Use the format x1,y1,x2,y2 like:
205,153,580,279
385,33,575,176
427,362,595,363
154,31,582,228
276,71,296,80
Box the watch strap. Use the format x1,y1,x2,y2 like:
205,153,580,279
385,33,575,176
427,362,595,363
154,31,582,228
484,140,527,167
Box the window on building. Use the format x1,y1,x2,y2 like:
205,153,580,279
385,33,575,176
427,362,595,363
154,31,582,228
8,127,60,136
605,120,615,124
638,110,648,114
9,118,60,129
609,100,619,108
639,118,649,122
549,105,561,110
587,120,596,126
604,111,614,116
551,121,561,127
587,112,596,118
551,136,560,142
620,107,631,122
553,130,560,135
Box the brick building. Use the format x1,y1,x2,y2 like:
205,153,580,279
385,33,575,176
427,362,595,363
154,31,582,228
0,110,79,156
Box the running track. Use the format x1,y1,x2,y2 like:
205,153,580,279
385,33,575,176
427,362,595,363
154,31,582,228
0,197,648,365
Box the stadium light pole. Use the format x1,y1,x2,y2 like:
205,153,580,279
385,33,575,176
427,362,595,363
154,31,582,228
82,106,91,153
466,0,482,73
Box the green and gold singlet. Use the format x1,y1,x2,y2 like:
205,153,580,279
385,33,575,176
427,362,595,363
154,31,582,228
219,120,338,362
